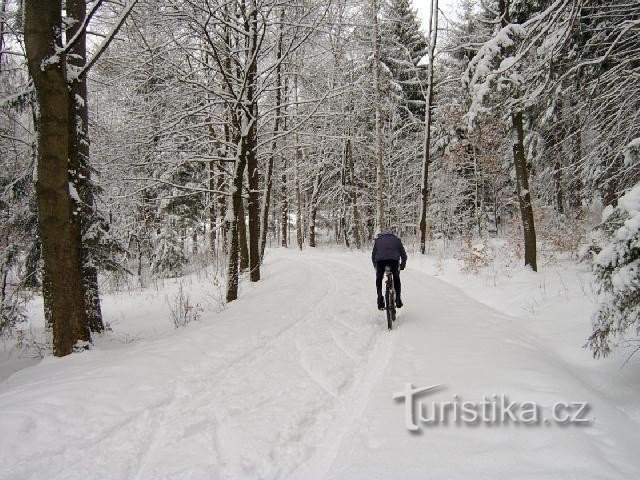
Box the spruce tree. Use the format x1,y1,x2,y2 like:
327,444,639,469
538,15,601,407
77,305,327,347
380,0,428,121
585,183,640,358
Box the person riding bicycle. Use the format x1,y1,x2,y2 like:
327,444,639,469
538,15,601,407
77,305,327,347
372,227,407,310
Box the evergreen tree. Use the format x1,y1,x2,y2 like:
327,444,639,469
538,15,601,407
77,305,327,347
585,182,640,358
380,0,428,121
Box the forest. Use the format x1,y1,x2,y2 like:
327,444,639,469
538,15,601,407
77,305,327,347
0,0,638,359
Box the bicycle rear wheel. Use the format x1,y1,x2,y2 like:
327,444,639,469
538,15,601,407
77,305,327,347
385,287,393,330
390,288,396,322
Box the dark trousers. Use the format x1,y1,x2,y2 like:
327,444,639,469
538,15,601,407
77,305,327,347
375,260,401,298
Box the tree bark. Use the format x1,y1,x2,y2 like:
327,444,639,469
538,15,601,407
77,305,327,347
66,0,104,334
245,0,260,282
309,171,321,247
225,134,248,301
0,0,6,74
340,141,350,247
260,148,275,257
208,157,216,252
294,154,303,250
216,159,227,251
346,138,362,249
568,100,583,211
280,159,288,248
512,110,537,271
225,195,240,302
238,197,249,271
25,0,90,356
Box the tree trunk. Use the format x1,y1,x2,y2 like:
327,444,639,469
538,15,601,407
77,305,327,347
259,7,284,260
225,204,240,302
280,160,288,248
66,0,104,334
512,110,537,271
217,160,227,251
204,112,227,255
245,0,260,282
293,67,303,251
208,142,216,254
549,97,565,215
294,156,303,251
260,149,275,257
553,159,565,215
0,0,6,74
499,0,537,271
25,0,90,356
346,138,362,249
568,103,583,211
238,197,249,271
225,139,247,302
341,141,350,247
309,171,321,248
419,0,438,254
371,0,385,231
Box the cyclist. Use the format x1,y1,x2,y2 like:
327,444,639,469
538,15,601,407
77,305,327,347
371,227,407,310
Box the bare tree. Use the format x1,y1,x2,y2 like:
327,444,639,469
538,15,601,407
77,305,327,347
418,0,438,254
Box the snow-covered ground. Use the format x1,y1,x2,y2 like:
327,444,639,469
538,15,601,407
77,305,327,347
1,248,639,479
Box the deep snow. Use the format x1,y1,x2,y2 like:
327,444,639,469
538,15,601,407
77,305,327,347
1,248,639,479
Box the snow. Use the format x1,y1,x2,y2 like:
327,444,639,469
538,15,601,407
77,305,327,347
611,259,640,293
1,248,640,479
619,182,640,215
595,184,640,269
69,181,80,203
498,56,518,71
75,93,86,108
623,138,640,166
40,54,61,71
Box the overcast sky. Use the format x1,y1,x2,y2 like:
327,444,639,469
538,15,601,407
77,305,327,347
414,0,458,33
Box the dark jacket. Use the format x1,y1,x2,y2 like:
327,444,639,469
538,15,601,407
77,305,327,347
372,233,407,267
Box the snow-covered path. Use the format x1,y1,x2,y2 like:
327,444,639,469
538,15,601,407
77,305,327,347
1,249,639,479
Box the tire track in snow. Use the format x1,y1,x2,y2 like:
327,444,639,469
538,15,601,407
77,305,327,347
290,255,397,479
187,255,342,479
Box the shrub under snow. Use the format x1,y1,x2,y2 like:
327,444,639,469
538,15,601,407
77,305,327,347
584,183,640,358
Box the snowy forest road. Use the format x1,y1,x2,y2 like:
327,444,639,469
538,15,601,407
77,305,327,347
1,249,639,479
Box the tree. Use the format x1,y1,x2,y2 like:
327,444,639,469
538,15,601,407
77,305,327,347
24,0,90,355
371,0,386,231
381,0,428,121
585,182,640,358
464,0,538,271
23,0,137,355
418,0,438,254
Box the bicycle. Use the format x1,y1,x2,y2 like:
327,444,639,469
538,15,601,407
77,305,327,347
384,266,397,330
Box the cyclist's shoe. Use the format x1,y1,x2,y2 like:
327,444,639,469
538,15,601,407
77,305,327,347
396,296,403,308
377,296,385,310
